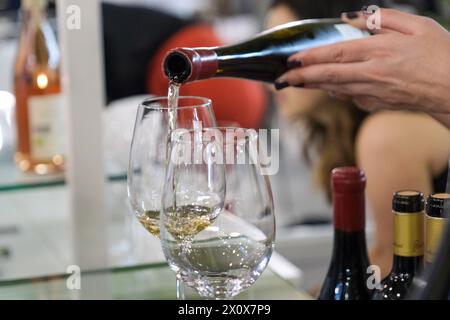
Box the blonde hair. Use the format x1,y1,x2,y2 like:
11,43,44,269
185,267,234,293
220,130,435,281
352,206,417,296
301,99,368,202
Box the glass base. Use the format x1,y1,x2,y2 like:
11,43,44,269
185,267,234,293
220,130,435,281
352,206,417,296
179,272,256,300
15,152,64,175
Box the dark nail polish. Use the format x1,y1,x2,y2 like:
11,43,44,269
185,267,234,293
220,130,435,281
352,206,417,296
275,81,289,91
286,60,302,70
344,11,359,19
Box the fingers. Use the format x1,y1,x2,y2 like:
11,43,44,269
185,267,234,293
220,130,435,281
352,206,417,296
365,8,424,35
287,9,424,68
306,82,377,96
288,37,375,67
343,8,425,35
341,11,367,30
328,91,352,102
278,62,369,87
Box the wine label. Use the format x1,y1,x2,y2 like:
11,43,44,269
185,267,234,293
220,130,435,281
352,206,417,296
394,211,424,257
28,93,65,160
425,215,446,263
335,24,368,41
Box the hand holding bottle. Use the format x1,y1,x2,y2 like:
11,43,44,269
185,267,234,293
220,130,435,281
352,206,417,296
276,9,450,127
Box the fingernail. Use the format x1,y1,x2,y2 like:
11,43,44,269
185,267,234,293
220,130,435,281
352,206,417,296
286,60,302,70
361,6,375,16
343,11,359,20
274,81,290,91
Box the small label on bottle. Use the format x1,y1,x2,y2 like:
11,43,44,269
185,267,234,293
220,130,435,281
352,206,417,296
393,211,424,257
335,24,368,41
425,214,445,263
28,94,65,160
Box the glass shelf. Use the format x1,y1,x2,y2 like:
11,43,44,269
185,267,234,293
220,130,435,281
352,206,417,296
0,262,311,300
0,157,127,193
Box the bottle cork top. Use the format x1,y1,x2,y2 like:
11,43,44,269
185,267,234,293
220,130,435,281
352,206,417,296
392,190,424,213
426,193,450,218
22,0,47,10
331,167,366,231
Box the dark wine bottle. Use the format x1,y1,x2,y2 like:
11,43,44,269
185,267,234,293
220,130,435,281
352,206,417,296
372,191,424,300
425,194,450,266
318,167,371,300
408,193,450,300
163,19,367,84
408,212,450,300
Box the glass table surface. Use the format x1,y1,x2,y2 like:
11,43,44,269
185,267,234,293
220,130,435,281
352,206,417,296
0,262,311,300
0,157,127,192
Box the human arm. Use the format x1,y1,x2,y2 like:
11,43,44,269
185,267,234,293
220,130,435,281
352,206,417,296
276,9,450,126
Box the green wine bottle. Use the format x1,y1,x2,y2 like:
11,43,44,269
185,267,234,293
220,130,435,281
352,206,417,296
164,18,367,84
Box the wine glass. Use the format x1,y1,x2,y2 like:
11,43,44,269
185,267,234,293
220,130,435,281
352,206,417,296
127,96,217,299
160,127,275,300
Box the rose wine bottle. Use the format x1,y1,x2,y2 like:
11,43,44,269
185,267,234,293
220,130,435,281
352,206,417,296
14,0,65,174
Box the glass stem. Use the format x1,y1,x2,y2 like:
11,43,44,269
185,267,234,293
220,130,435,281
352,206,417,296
176,279,185,300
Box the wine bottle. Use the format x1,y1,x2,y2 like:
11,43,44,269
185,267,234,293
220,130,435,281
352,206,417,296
163,19,367,84
408,193,450,300
408,224,450,300
425,193,450,266
318,167,371,300
372,191,424,300
14,0,65,174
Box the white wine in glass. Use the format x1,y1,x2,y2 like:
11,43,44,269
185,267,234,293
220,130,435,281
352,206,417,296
160,128,275,300
127,96,218,299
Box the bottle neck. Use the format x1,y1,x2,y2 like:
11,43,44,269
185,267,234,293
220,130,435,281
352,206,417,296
391,255,423,274
19,3,59,69
333,190,365,232
164,48,218,83
425,214,446,264
392,211,424,274
330,186,369,271
330,229,369,271
21,4,47,26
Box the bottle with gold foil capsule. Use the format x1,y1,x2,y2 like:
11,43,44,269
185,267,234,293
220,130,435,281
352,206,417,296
372,191,424,300
425,193,450,267
14,0,65,174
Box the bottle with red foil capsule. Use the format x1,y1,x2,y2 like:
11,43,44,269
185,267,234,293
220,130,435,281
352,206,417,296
163,19,367,84
318,167,371,300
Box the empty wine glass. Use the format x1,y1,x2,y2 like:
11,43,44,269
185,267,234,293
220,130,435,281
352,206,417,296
127,96,217,299
160,127,275,300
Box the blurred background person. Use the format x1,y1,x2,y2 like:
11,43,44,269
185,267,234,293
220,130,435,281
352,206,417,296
267,0,450,279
